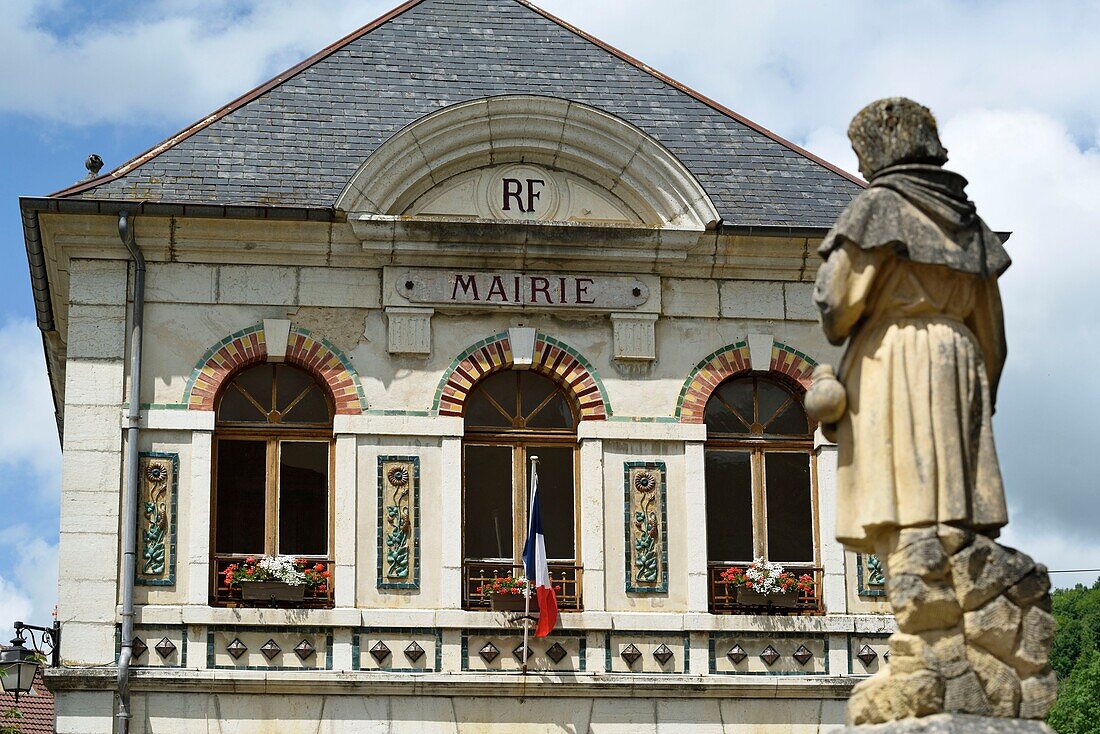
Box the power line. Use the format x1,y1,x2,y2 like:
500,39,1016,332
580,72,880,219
1047,568,1100,574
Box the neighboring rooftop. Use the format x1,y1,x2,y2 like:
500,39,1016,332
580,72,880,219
0,669,56,734
51,0,863,228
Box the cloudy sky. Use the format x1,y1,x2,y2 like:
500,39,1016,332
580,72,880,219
0,0,1097,624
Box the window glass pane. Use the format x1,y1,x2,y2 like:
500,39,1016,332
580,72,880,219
215,439,267,554
217,383,267,422
278,442,329,556
464,445,513,559
276,365,331,424
705,450,754,562
526,446,575,560
525,392,574,430
705,378,753,435
483,370,519,418
519,372,557,419
765,452,814,563
767,400,809,436
464,390,513,429
233,364,275,410
757,380,793,427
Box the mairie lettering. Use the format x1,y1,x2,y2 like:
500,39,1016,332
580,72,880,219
451,273,595,305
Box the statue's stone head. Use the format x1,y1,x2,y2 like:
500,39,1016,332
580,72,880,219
848,97,949,179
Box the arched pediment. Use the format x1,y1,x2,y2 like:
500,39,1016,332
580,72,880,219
337,95,719,231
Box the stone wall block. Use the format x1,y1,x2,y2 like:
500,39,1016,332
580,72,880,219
964,596,1022,660
662,278,718,317
69,259,128,305
942,670,994,716
63,359,124,406
56,622,117,666
783,281,819,321
1019,669,1058,720
965,645,1021,718
146,263,218,303
218,264,297,305
887,574,961,633
67,305,126,359
720,280,784,319
60,491,120,536
62,405,122,453
62,450,121,495
1006,567,1052,609
58,532,119,582
950,537,1035,612
1013,606,1056,677
300,267,381,308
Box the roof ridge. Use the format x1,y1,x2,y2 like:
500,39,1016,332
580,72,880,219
51,0,864,199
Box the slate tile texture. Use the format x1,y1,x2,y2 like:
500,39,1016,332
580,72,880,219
66,0,862,227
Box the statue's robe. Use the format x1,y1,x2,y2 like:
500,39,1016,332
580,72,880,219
813,165,1010,552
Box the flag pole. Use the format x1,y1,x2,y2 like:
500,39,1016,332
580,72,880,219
522,455,539,675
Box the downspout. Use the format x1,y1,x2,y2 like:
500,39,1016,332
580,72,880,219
116,211,145,733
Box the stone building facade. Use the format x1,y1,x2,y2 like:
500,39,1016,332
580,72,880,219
22,0,893,731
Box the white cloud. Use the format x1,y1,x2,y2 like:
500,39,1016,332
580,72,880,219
0,319,60,488
0,527,58,624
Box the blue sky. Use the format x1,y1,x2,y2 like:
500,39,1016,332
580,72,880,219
1,0,1099,623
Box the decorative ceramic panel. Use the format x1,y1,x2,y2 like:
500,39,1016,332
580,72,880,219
857,553,887,597
462,631,586,673
207,627,332,670
377,456,420,590
849,634,891,676
605,633,689,674
118,625,187,668
136,453,178,586
354,628,441,672
624,462,668,593
709,634,828,676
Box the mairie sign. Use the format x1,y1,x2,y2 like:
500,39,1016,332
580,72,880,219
394,268,649,310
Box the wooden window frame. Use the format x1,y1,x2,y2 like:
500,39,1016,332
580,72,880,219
209,364,336,608
461,371,583,610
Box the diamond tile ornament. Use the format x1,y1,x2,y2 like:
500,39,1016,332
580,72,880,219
620,644,642,666
260,639,282,661
884,649,891,661
154,637,176,659
131,637,148,659
512,643,533,662
369,641,391,664
759,645,781,666
404,642,425,663
793,645,814,666
479,642,500,663
726,644,747,664
652,644,675,665
294,640,316,661
226,638,248,660
857,645,879,667
545,642,568,664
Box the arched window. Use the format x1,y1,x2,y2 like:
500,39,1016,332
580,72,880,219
704,375,819,611
211,363,334,607
462,370,581,610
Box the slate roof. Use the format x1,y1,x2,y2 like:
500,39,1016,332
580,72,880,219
56,0,864,228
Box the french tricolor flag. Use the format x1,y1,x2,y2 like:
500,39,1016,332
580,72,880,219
523,458,559,637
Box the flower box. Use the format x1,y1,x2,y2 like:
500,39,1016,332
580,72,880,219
489,592,539,612
736,588,800,608
239,580,307,603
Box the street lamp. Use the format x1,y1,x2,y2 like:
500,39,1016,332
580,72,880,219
0,634,39,703
0,621,60,704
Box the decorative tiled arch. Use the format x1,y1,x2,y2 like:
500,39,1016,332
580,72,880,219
675,340,818,423
433,332,610,420
184,323,366,414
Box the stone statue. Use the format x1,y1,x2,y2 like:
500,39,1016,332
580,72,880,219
806,98,1057,730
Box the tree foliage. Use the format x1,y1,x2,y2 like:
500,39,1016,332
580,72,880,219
1048,579,1100,731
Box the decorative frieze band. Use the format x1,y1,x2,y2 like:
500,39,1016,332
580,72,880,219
624,462,668,594
136,452,178,587
377,456,420,590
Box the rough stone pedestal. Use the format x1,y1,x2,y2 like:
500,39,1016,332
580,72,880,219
840,714,1056,733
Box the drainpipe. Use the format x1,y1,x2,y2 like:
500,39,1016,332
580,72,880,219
116,211,145,733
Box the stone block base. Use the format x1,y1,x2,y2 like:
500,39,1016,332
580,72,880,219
840,714,1055,733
